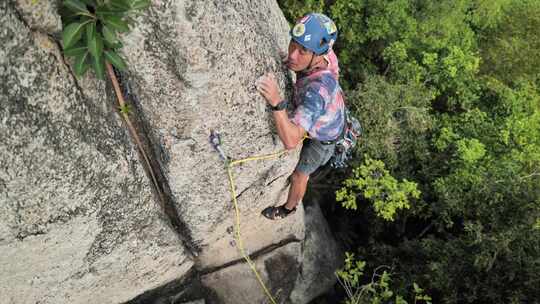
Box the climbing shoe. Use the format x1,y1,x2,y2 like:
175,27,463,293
261,205,296,220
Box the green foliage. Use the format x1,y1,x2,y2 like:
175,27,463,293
478,0,540,83
60,0,149,79
278,0,540,303
277,0,325,24
62,22,87,49
455,138,486,163
118,103,131,115
336,252,367,288
336,253,432,304
336,158,420,221
326,0,482,105
413,283,432,304
104,50,127,70
345,75,434,171
468,0,512,30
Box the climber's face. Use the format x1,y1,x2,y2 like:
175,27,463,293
287,40,314,72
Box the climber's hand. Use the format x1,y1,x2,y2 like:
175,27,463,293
256,73,282,106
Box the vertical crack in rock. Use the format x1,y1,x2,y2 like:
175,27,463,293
10,1,30,28
49,37,88,98
10,1,87,111
16,0,201,257
113,70,200,256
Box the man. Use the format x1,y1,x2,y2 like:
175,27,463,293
257,13,345,220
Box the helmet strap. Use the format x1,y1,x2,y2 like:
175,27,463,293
306,53,315,71
298,52,316,74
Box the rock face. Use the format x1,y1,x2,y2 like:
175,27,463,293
202,242,302,304
200,202,343,304
120,0,304,269
290,202,343,303
0,0,342,303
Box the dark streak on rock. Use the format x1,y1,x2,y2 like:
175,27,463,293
114,70,200,256
265,250,300,303
266,172,288,187
235,168,272,201
9,1,29,28
123,269,220,304
198,236,302,276
48,36,88,101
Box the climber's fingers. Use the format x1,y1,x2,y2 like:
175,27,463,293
257,85,273,103
256,74,281,105
257,80,270,94
258,87,269,100
257,76,274,93
261,74,278,88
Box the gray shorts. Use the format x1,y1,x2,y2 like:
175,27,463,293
295,139,336,175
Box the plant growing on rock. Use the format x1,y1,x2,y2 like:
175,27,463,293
58,0,166,203
60,0,149,79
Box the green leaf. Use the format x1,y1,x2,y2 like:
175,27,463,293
92,53,105,80
62,22,86,49
79,0,96,7
79,15,93,23
103,15,130,32
395,296,408,304
87,33,103,59
102,25,118,45
110,0,131,11
59,6,79,24
118,104,132,115
64,45,88,57
382,290,394,299
96,4,125,17
63,0,89,14
413,282,422,293
85,21,96,44
104,50,127,71
74,51,90,76
104,39,123,49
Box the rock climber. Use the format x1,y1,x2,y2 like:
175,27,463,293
257,13,345,220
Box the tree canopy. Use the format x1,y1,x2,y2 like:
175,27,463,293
279,0,540,303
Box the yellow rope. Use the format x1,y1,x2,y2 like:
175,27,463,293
227,163,278,304
223,135,309,304
229,149,289,166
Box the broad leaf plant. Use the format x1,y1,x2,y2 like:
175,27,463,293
60,0,150,79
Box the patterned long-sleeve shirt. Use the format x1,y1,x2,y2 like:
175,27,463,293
291,50,345,141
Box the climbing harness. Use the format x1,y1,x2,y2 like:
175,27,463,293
209,131,307,304
329,108,362,169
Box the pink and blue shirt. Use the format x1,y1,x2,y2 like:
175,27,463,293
291,50,345,141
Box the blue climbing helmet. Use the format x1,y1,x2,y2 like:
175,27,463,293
290,13,338,55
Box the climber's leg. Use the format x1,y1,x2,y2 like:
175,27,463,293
261,139,335,220
283,170,309,210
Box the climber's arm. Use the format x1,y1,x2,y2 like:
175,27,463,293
271,110,306,150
